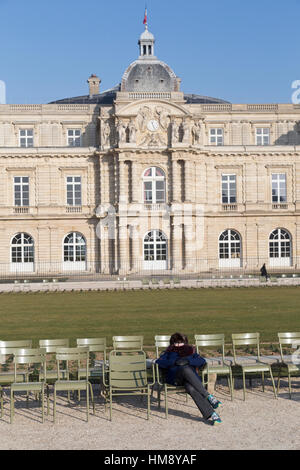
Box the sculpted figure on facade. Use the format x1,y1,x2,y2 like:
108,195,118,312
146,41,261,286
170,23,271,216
117,120,126,144
181,119,190,144
101,120,111,147
128,119,136,143
155,106,170,130
137,106,151,132
191,120,201,145
171,120,179,144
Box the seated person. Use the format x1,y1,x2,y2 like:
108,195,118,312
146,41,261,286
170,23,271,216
156,332,222,425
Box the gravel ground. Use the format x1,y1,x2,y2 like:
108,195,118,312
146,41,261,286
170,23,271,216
0,378,299,451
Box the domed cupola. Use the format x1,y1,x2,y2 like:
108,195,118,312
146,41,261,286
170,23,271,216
121,14,180,93
138,21,155,58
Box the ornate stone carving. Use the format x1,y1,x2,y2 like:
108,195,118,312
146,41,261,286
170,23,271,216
128,119,136,143
181,119,190,144
116,102,191,148
191,120,201,145
136,106,151,132
101,120,111,147
117,120,126,144
171,120,179,145
155,106,170,130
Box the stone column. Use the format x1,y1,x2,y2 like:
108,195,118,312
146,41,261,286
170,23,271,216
0,227,7,276
295,163,300,211
37,226,50,274
100,156,109,205
130,224,141,273
172,158,181,202
119,159,129,205
131,160,141,203
100,224,110,274
294,222,300,266
118,222,129,275
185,159,195,202
183,219,196,272
171,221,183,272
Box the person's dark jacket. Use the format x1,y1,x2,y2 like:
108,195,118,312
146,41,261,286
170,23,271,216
156,344,206,386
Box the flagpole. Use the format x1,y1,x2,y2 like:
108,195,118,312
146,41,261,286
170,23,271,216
143,6,148,30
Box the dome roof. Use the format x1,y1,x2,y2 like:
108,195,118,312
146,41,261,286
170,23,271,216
121,59,178,93
139,28,155,42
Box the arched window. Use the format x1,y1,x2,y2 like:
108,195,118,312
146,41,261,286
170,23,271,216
63,232,86,271
219,229,241,267
11,233,34,272
143,167,166,206
143,230,167,270
269,228,291,266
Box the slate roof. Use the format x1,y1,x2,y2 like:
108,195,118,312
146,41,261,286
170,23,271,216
50,85,230,105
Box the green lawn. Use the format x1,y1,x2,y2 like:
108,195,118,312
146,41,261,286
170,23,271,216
0,287,299,348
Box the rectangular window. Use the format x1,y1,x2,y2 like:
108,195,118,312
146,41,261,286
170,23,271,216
272,173,286,203
14,176,29,206
256,128,270,145
144,181,152,203
67,129,81,147
209,128,223,146
66,176,82,206
222,174,236,204
19,129,34,148
155,180,165,203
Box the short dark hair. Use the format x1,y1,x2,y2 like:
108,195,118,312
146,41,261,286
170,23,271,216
170,332,188,345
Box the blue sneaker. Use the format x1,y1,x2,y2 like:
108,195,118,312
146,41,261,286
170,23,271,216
207,394,222,409
210,412,222,425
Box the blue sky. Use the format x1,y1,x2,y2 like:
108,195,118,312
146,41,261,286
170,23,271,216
0,0,299,104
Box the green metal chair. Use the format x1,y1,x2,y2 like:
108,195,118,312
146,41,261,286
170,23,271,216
76,338,107,399
38,339,70,381
10,348,47,424
232,333,277,400
38,339,70,414
154,335,188,418
277,332,300,398
53,347,95,423
103,350,155,421
194,334,233,400
112,336,144,351
0,340,33,416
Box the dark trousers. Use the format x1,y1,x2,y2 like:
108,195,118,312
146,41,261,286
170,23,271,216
175,365,214,420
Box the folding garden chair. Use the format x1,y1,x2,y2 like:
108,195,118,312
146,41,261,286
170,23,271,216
10,348,47,423
0,340,33,416
112,336,143,351
103,349,155,421
38,339,70,414
277,332,300,398
76,338,107,399
232,333,277,400
194,334,233,400
53,347,94,423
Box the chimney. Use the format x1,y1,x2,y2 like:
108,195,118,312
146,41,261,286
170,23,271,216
87,74,101,97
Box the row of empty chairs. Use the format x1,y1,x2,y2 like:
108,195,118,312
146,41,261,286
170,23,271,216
0,332,299,422
0,336,144,423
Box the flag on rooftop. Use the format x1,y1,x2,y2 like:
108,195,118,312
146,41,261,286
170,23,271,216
143,7,147,25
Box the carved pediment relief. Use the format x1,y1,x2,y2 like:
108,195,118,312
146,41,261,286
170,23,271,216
116,100,190,119
100,101,205,149
115,101,191,148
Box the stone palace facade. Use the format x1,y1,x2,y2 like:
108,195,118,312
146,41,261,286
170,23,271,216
0,24,300,276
